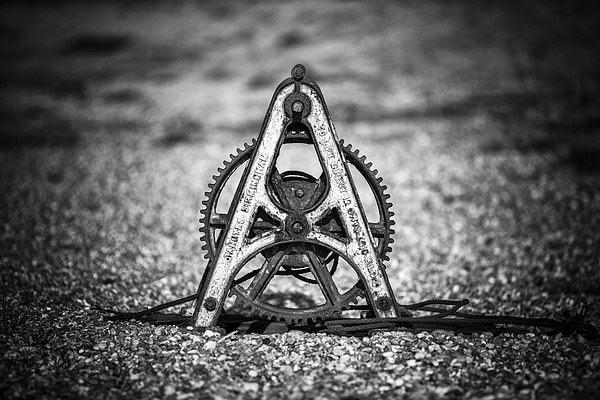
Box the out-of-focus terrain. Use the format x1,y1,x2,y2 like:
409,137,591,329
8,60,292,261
1,1,599,399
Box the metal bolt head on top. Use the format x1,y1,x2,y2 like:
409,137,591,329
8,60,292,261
291,64,306,81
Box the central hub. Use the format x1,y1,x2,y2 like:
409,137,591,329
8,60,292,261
285,213,309,237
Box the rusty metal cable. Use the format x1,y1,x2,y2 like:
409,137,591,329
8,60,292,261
94,295,597,340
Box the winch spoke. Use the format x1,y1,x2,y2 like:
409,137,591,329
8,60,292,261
246,249,289,301
304,244,341,305
209,213,228,229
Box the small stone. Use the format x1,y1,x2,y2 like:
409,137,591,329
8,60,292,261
393,378,405,387
428,344,441,353
332,347,345,356
203,341,216,350
164,385,176,396
203,329,221,338
280,365,293,375
339,354,351,364
241,382,259,392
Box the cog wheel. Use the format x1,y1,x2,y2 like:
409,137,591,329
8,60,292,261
198,140,394,323
200,140,395,261
230,243,365,324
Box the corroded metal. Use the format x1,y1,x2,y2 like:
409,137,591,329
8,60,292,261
191,65,398,328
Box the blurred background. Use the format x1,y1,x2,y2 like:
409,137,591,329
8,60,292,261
1,0,599,316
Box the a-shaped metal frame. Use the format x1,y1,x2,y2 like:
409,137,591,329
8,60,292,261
191,65,399,329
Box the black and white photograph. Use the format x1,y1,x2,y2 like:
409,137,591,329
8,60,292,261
1,1,599,399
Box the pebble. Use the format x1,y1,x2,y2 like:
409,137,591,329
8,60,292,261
203,341,217,350
332,347,345,356
164,385,175,396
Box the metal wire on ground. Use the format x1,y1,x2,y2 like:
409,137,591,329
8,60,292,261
94,295,597,340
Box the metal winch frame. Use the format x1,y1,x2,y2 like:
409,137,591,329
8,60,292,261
191,64,401,329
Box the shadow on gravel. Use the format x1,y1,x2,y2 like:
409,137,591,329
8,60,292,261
102,88,147,105
1,69,88,99
0,104,79,149
61,32,133,57
155,113,205,147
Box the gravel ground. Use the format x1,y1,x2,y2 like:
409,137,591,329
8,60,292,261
1,1,599,399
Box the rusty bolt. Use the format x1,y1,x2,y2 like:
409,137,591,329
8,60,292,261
292,222,303,233
204,297,217,311
291,64,306,81
294,188,305,198
376,297,391,311
292,100,304,113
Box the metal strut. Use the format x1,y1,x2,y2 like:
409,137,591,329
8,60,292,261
191,64,399,329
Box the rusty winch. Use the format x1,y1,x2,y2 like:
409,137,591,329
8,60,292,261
192,64,401,329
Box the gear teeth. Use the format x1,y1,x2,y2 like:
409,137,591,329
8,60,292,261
340,142,395,264
199,141,256,261
201,139,394,324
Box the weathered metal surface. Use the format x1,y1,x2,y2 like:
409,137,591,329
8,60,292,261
191,65,398,328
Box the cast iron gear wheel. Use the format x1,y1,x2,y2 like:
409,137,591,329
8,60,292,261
199,140,395,261
198,140,395,323
230,243,366,324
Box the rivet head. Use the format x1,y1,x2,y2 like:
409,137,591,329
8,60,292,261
204,297,217,311
292,222,303,233
291,64,306,81
376,297,391,311
292,100,304,113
